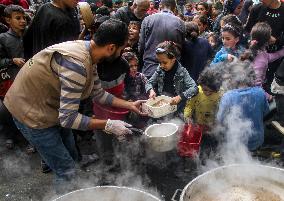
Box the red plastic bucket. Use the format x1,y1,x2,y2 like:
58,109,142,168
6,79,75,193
178,123,207,158
93,102,129,120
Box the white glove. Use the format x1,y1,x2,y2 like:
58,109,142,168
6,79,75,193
104,119,133,140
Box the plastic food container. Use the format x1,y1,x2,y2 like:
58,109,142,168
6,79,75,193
142,95,177,118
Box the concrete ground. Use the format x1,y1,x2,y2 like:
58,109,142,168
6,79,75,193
0,123,284,201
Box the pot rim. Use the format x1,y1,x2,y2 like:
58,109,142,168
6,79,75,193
144,123,178,138
53,185,161,201
179,164,284,201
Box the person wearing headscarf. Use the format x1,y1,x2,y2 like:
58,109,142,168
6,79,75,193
213,0,243,33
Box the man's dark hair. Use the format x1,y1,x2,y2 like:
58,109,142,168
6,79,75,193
4,5,25,18
160,0,176,10
195,14,208,25
93,19,128,47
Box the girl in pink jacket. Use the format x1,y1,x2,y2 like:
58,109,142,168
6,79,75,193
241,22,284,99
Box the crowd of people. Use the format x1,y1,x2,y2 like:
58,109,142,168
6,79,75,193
0,0,284,194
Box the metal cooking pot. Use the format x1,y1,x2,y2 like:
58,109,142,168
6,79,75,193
144,123,179,152
172,164,284,201
52,186,161,201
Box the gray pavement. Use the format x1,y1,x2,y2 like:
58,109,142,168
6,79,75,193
0,124,284,201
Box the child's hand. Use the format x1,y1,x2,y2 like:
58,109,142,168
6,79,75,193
184,116,193,124
13,58,25,67
227,54,235,62
170,95,182,105
149,89,156,99
269,36,276,45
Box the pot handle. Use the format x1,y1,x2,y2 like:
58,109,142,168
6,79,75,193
171,189,182,201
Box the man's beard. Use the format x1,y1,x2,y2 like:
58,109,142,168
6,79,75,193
105,52,118,62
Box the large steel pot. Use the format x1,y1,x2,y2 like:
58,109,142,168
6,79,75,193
53,186,161,201
144,123,179,152
174,164,284,201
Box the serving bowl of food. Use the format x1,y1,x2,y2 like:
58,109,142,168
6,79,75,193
142,95,177,118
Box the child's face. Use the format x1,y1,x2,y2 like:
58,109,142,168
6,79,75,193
129,59,139,76
197,5,207,16
156,53,176,71
6,12,27,31
193,18,207,34
185,4,192,12
128,24,140,41
150,2,155,9
222,31,239,49
201,85,215,96
208,36,216,47
234,0,243,15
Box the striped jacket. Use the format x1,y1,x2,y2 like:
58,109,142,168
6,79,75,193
4,40,113,130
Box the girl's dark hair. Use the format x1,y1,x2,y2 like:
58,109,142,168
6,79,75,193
221,60,256,89
197,2,209,10
221,14,242,27
198,67,222,91
240,22,271,62
129,21,141,30
221,23,242,38
156,41,181,59
122,51,138,62
197,2,211,16
185,21,199,41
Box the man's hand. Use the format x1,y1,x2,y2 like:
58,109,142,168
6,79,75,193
12,58,25,67
128,100,148,116
149,89,156,99
104,119,133,141
170,95,182,105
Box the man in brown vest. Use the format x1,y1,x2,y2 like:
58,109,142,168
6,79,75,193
4,19,146,192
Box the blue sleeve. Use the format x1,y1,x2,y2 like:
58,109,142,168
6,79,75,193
211,49,228,65
217,94,231,124
263,94,269,116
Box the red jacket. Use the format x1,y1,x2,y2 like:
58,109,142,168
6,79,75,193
0,0,29,9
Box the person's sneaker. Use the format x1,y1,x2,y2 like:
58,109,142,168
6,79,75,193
41,160,52,173
271,121,284,135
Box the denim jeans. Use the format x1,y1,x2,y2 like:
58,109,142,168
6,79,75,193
13,118,78,192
